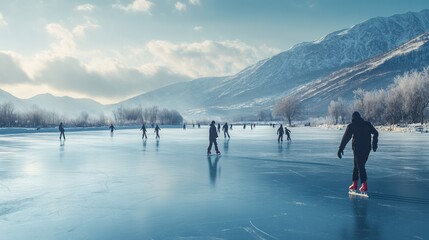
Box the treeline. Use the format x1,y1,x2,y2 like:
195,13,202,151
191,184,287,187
270,68,429,126
0,104,183,128
113,106,183,125
328,68,429,125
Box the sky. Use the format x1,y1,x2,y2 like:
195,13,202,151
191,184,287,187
1,0,429,104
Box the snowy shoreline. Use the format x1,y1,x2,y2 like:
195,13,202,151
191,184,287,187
1,123,428,135
315,123,429,133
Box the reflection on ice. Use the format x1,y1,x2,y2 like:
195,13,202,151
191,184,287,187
207,155,221,187
0,127,428,239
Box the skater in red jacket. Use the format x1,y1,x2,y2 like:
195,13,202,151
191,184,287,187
338,111,378,193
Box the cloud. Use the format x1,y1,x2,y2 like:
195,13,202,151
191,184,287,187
113,0,154,13
175,2,187,11
45,23,77,56
193,26,203,31
0,53,31,84
72,21,100,37
34,57,190,100
0,13,8,27
75,4,96,12
143,40,280,79
188,0,200,5
2,20,280,104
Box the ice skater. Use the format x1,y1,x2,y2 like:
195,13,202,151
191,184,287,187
338,111,378,194
140,124,148,139
109,124,116,133
154,124,161,139
59,122,65,140
217,123,221,133
222,122,230,138
277,124,284,143
284,126,291,141
207,120,221,155
183,123,186,130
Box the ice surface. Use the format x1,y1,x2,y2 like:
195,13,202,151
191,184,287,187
0,126,428,239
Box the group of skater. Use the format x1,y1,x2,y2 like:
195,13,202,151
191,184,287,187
206,111,378,194
58,111,378,194
276,124,292,143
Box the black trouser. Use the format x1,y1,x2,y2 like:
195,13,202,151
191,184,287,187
224,131,230,138
278,134,283,142
208,138,219,152
352,150,370,182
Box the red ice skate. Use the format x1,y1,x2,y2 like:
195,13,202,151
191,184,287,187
216,150,221,155
359,182,368,193
349,181,358,191
207,151,211,155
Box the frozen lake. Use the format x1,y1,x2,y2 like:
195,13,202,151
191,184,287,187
0,126,428,240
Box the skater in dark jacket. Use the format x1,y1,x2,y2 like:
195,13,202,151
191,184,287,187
207,121,221,155
222,122,230,138
109,124,116,133
59,122,65,140
140,124,147,139
284,126,291,141
338,111,378,193
154,124,161,139
277,124,284,143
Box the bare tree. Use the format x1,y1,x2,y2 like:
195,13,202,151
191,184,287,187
0,102,16,127
274,96,301,126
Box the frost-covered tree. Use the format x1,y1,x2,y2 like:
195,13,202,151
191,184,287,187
390,68,429,124
362,90,386,124
274,96,301,126
328,98,346,124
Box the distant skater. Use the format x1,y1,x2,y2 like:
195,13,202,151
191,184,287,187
277,124,284,143
217,123,221,133
154,124,161,139
284,126,291,141
338,111,378,193
183,123,186,130
222,122,230,138
243,124,246,129
207,121,221,155
59,122,65,140
140,124,148,139
109,124,116,133
230,124,233,130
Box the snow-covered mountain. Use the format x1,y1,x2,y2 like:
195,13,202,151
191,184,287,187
118,9,429,118
292,32,429,115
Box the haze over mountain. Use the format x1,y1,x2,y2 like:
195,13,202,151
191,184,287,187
2,9,429,120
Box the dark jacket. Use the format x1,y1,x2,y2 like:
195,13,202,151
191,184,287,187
59,124,65,132
209,123,218,140
339,114,378,152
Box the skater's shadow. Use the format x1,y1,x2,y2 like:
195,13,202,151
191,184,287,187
207,155,221,188
341,198,380,240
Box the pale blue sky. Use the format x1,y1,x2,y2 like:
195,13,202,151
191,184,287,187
1,0,428,103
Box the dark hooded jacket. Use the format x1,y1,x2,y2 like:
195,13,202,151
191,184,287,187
339,112,378,152
209,123,218,140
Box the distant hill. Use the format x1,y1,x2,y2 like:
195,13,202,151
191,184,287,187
0,91,105,116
